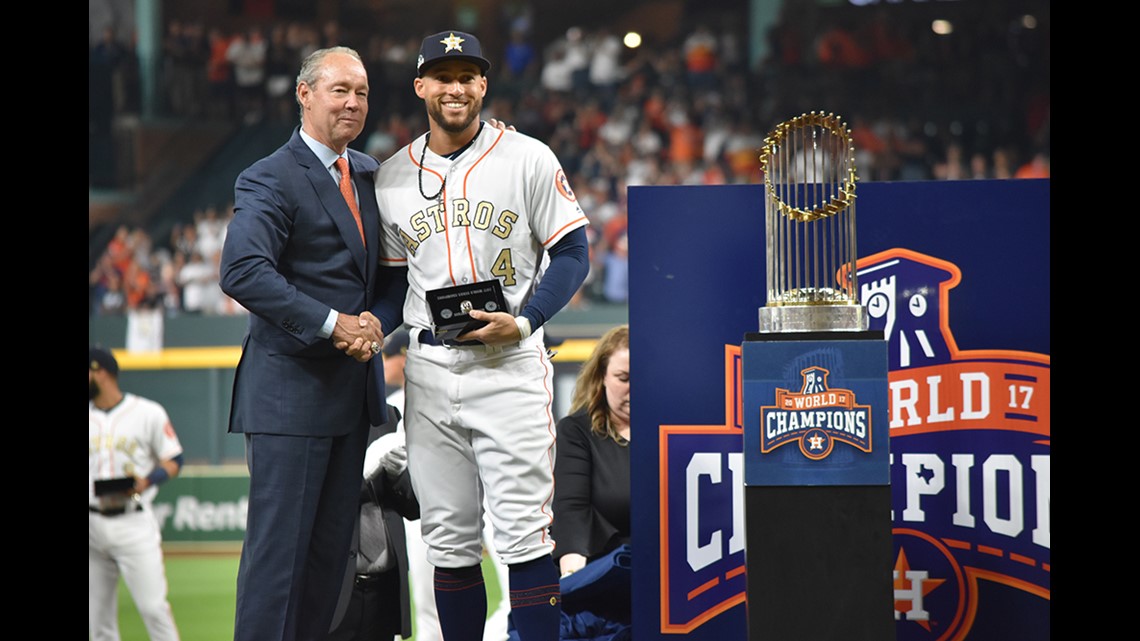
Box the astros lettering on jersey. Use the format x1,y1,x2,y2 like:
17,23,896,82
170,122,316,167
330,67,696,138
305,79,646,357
375,123,588,327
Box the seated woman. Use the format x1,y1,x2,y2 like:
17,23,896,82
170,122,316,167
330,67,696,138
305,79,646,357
552,324,631,626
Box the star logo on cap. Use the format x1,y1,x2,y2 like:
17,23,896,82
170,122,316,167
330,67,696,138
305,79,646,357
440,32,465,52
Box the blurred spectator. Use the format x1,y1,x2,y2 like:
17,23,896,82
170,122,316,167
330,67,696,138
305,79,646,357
178,250,221,315
539,41,575,93
161,20,200,118
123,260,158,311
90,254,127,317
227,26,268,124
159,250,184,316
264,23,299,123
933,142,967,180
602,230,629,304
683,24,719,91
969,151,990,180
503,28,538,80
1014,150,1049,179
193,204,228,262
588,27,625,106
992,146,1015,179
205,27,234,120
563,27,592,93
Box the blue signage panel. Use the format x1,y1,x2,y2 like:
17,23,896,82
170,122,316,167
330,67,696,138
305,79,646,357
629,179,1049,641
742,337,888,486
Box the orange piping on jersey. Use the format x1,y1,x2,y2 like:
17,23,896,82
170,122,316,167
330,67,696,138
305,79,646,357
543,216,589,246
408,141,459,286
459,127,505,280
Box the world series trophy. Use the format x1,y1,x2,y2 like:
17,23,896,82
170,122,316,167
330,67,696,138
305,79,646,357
757,112,865,334
740,113,895,640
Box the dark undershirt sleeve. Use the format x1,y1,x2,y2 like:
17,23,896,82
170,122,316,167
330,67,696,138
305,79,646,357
520,226,589,329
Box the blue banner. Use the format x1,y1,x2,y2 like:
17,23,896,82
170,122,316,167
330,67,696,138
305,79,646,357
629,180,1049,641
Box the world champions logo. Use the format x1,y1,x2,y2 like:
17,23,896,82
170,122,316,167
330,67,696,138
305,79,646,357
759,366,871,460
657,248,1049,640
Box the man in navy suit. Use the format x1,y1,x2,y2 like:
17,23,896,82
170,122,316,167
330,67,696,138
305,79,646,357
220,45,407,641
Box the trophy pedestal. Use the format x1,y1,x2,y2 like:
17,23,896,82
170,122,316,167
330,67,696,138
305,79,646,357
740,331,893,641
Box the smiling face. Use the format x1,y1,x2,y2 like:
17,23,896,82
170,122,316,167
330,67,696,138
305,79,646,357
415,59,486,141
298,51,369,154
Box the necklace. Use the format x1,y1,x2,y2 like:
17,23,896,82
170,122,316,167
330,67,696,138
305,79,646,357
417,124,485,203
417,132,445,203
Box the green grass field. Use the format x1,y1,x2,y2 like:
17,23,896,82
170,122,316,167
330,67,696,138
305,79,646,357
113,552,503,640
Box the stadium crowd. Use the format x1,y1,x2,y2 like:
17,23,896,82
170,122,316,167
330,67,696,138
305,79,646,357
89,1,1049,319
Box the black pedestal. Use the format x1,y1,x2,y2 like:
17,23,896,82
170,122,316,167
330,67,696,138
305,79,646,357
744,484,895,640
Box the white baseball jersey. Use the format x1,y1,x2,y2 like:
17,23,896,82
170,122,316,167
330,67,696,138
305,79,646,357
374,124,588,569
89,392,184,506
375,124,589,330
89,392,183,641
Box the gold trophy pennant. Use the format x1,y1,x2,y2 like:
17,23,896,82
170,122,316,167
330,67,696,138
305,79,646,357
757,112,866,332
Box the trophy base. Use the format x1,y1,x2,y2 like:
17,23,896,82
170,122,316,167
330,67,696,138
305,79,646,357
758,304,868,333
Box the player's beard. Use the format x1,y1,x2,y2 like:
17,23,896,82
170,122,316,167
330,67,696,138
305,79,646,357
427,94,482,135
89,379,101,401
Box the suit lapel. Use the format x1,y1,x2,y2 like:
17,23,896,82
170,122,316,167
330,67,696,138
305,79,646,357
355,166,380,293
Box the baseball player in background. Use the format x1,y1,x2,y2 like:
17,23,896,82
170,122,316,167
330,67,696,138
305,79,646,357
89,346,184,641
374,29,590,641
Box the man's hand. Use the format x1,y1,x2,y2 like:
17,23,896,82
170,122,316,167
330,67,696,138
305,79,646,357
488,118,517,132
455,310,522,346
332,311,384,361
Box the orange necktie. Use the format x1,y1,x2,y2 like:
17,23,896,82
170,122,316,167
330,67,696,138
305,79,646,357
335,157,366,246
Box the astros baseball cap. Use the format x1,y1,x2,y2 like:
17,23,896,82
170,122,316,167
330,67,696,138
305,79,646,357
89,346,119,377
417,30,491,76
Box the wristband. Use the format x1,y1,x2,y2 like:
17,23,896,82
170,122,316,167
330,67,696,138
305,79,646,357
146,466,170,487
514,316,532,340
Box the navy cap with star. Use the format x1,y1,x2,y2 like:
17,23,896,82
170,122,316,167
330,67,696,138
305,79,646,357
417,30,492,76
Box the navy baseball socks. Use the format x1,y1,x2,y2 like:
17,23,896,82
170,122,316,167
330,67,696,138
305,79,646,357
435,556,561,640
507,555,561,640
434,564,487,641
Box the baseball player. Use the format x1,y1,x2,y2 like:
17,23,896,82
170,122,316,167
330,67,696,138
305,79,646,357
88,346,184,641
374,30,590,641
382,328,513,641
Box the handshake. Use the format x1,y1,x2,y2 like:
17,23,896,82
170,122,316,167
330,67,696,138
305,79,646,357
332,311,385,362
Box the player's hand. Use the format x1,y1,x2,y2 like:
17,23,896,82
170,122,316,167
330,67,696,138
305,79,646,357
560,553,587,578
333,312,384,362
457,310,521,346
488,118,516,132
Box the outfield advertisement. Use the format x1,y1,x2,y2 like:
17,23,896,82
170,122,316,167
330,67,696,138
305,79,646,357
152,475,248,543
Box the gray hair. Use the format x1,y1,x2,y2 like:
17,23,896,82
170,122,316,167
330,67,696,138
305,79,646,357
295,46,364,120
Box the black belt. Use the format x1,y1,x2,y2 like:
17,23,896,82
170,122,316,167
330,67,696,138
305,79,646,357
354,573,384,590
89,503,142,517
417,330,482,348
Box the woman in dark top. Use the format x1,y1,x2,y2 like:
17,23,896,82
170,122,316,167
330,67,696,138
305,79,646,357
552,324,631,578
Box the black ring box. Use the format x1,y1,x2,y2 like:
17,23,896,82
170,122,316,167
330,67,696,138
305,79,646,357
425,279,508,342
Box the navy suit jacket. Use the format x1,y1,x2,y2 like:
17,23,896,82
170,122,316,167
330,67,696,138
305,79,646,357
220,127,401,435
